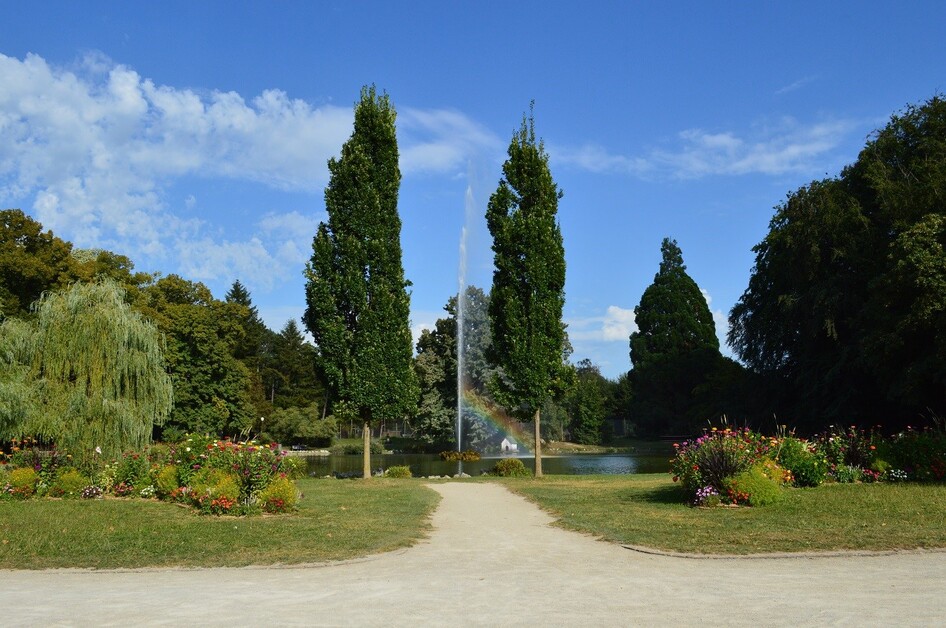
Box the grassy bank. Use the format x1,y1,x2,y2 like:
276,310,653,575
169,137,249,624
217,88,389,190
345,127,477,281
0,478,438,570
502,474,946,555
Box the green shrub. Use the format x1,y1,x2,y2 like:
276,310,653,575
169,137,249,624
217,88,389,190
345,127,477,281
887,428,946,481
154,464,180,497
114,452,150,489
491,458,531,477
774,437,827,487
385,465,412,478
8,467,38,498
49,468,88,498
724,465,783,507
832,464,864,484
259,476,299,513
189,468,241,514
281,456,307,480
330,441,384,455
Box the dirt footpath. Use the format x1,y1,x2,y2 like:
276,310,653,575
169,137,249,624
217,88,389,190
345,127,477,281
3,482,944,627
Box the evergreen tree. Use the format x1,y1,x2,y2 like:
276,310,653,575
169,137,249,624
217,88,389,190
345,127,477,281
271,319,322,409
486,105,567,477
629,238,722,436
303,86,418,478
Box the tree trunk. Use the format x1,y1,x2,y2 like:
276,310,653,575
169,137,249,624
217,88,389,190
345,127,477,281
534,407,543,477
363,421,371,479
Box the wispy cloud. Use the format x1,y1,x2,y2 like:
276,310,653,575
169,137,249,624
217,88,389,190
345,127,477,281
553,115,860,180
398,108,503,174
775,75,818,96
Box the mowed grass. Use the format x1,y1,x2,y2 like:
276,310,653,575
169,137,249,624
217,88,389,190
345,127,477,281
501,474,946,555
0,478,439,569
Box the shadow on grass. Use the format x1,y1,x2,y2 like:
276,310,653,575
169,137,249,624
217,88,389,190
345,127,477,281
640,483,687,505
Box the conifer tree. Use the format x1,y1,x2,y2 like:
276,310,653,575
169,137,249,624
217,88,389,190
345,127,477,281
303,86,418,478
486,106,567,477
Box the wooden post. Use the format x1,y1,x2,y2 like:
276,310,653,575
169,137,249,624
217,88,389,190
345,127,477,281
534,408,543,477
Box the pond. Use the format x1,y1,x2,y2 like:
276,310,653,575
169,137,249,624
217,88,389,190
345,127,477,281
302,450,672,477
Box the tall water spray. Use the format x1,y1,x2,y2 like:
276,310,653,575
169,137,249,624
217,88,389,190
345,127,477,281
456,185,475,453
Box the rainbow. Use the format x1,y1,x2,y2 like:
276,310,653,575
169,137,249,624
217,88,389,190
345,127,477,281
460,387,532,453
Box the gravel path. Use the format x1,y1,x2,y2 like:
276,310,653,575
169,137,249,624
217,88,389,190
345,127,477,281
3,482,944,626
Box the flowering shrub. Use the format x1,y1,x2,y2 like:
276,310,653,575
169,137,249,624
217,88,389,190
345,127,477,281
154,465,180,498
693,485,721,507
8,467,38,499
670,427,773,497
81,485,103,499
887,427,946,482
723,465,783,507
113,452,150,491
49,468,88,498
813,425,881,473
773,436,827,487
259,475,299,513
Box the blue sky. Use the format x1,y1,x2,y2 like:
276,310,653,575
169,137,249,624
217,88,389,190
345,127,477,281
2,1,944,378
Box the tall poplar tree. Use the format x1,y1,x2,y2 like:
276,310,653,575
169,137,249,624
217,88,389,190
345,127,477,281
303,86,418,478
486,106,567,477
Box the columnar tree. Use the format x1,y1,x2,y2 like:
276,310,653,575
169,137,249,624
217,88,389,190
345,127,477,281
486,106,567,477
1,280,172,459
629,238,723,436
303,86,418,478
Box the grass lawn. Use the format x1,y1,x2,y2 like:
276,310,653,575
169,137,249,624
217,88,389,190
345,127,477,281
501,474,946,555
0,478,439,570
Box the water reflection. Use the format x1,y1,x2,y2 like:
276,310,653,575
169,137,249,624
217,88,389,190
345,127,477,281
302,452,671,477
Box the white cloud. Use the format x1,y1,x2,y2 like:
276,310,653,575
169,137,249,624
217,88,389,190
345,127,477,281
0,52,499,294
398,107,503,174
567,305,637,342
554,116,859,180
775,75,818,96
701,289,731,352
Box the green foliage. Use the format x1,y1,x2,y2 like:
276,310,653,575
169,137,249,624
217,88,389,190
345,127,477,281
628,239,729,436
491,458,532,477
189,467,241,514
154,464,180,497
137,275,254,437
729,95,946,430
303,86,418,478
258,475,299,513
439,450,481,462
887,427,946,481
567,359,607,445
8,466,37,498
723,465,784,506
330,440,384,455
670,427,774,497
774,437,828,487
113,452,151,491
2,280,172,460
268,320,324,409
0,209,77,318
49,468,87,498
813,425,880,470
384,465,412,478
265,404,337,447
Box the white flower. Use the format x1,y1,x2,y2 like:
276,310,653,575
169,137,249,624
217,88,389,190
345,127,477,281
95,446,102,455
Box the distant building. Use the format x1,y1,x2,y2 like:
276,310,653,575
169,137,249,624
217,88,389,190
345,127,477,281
500,437,518,453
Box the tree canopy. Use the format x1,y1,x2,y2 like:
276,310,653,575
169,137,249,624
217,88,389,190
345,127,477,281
303,86,418,476
0,280,172,459
486,106,567,476
729,95,946,431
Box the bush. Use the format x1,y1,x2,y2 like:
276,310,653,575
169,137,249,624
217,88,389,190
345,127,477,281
774,437,827,487
49,468,88,498
8,467,38,498
258,476,299,513
189,468,241,515
330,441,384,455
670,427,772,496
385,465,412,478
440,450,481,462
832,464,864,484
724,465,783,506
281,456,307,480
814,425,880,470
114,452,150,490
887,427,946,482
491,458,531,477
154,464,180,498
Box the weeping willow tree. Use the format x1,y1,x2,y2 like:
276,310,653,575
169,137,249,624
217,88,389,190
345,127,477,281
5,280,173,458
0,317,35,441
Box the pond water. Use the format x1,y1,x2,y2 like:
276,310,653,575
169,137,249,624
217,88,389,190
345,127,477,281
302,451,672,477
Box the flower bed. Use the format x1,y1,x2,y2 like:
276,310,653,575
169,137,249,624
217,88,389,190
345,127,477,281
670,424,946,507
0,435,303,515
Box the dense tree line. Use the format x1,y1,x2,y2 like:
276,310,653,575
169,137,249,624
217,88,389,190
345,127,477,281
729,95,946,433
